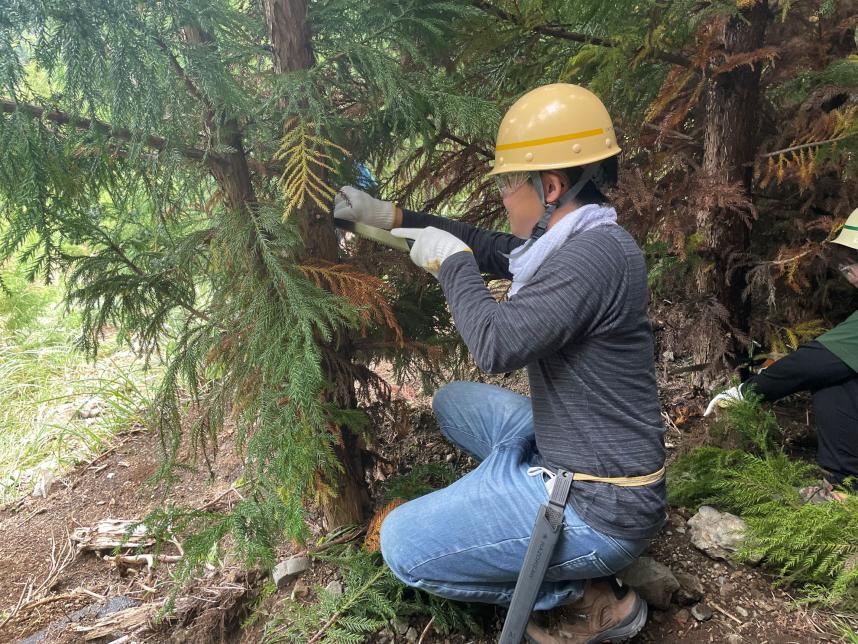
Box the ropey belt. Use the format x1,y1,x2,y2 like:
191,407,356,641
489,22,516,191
564,465,666,486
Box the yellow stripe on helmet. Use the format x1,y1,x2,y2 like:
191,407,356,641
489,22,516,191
495,128,605,151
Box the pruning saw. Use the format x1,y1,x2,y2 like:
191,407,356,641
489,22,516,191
333,219,413,252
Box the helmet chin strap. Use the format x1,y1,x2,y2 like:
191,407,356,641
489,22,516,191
528,164,598,243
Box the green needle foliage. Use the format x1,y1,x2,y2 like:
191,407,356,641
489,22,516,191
0,0,497,594
669,397,858,610
260,547,483,643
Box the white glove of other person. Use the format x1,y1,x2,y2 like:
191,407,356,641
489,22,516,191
333,186,395,230
390,227,471,277
703,385,744,417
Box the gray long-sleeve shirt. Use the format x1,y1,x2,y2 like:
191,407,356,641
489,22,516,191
403,209,667,540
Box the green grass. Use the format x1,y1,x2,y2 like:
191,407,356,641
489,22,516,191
0,261,158,504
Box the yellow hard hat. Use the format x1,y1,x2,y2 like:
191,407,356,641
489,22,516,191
833,207,858,251
488,83,620,177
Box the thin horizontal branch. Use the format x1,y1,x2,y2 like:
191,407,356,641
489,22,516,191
758,133,857,158
472,0,691,68
1,99,212,162
441,131,493,160
2,98,287,176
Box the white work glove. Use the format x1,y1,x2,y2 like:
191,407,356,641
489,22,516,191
390,227,471,277
333,186,395,230
703,385,744,417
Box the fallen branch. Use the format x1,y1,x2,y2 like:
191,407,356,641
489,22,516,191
4,587,105,614
710,600,743,624
301,526,366,558
104,554,183,569
72,519,153,551
417,615,435,644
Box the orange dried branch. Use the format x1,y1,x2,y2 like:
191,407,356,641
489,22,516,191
712,46,779,76
364,498,405,553
298,262,404,346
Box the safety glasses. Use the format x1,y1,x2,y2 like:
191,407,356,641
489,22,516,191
838,263,858,276
493,171,531,197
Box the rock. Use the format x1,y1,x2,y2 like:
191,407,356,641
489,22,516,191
674,608,691,626
291,579,310,600
273,555,311,588
719,582,736,598
325,580,343,597
726,634,744,644
394,618,409,636
673,572,704,605
405,626,419,643
691,603,713,621
31,465,57,498
77,398,104,419
735,605,749,618
687,506,747,560
617,557,679,611
445,453,455,463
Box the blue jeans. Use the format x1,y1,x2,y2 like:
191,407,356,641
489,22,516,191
380,382,648,609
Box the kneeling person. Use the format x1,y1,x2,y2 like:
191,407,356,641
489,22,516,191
334,84,667,643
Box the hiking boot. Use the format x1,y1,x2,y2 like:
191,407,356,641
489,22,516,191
524,577,647,644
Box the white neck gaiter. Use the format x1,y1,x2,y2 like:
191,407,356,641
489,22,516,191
507,204,618,298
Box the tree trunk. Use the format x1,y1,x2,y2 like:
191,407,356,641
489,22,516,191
694,1,771,380
264,0,369,528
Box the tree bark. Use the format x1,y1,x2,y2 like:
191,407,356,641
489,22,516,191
264,0,369,528
694,1,771,378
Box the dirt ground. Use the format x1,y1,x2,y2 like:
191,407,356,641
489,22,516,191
0,363,848,643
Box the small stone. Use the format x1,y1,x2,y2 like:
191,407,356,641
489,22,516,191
735,606,749,618
616,557,679,611
674,608,691,626
77,398,105,419
719,582,736,598
674,572,704,606
272,555,311,588
675,526,686,534
687,506,749,561
405,626,419,643
325,580,343,597
394,618,409,636
726,634,744,644
691,603,713,622
445,453,455,463
290,579,310,600
106,472,115,480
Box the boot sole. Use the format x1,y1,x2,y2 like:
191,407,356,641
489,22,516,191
524,596,648,644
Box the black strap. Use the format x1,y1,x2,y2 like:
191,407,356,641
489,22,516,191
498,469,574,644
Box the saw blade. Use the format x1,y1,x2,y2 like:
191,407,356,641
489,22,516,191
333,219,412,252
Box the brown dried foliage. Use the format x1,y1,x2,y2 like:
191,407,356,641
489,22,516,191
298,261,404,347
